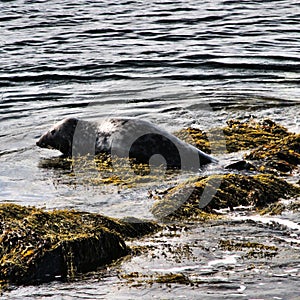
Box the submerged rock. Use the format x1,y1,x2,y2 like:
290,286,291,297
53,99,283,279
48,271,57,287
0,204,159,286
219,240,278,259
151,174,300,220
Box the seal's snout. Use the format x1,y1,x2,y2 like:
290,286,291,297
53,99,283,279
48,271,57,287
36,136,47,148
36,138,51,149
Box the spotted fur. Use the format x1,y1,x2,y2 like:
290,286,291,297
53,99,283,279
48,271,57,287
36,118,216,169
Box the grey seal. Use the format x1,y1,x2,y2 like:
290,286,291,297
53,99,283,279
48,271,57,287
36,118,217,170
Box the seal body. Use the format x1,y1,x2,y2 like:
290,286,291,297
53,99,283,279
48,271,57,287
36,118,217,169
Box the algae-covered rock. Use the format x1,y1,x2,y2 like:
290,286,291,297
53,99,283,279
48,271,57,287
176,118,299,174
260,198,300,215
120,271,192,286
219,240,278,259
155,273,191,285
245,133,300,173
176,119,291,154
151,174,300,220
0,204,159,286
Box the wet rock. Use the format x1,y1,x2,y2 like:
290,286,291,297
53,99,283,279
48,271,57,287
176,118,291,154
260,198,300,215
245,133,300,174
156,273,191,285
224,160,257,171
0,204,159,286
151,174,300,220
120,272,192,286
177,118,299,174
219,240,278,259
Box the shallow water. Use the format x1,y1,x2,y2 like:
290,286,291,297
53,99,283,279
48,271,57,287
1,0,300,298
3,214,300,299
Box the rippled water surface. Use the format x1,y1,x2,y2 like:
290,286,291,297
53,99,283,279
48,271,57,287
1,0,300,298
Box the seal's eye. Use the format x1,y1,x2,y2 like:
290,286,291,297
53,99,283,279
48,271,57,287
50,129,56,135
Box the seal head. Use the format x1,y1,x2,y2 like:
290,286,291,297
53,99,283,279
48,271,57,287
36,118,79,156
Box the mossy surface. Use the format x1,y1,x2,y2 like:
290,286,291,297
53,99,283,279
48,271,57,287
0,204,159,286
260,198,300,215
120,271,192,286
4,119,300,291
176,119,290,154
151,174,300,220
245,133,300,173
40,154,180,187
176,118,299,174
219,240,278,259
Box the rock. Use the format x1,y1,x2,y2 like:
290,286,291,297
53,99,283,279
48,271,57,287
175,118,291,154
0,204,159,286
225,160,257,171
245,133,300,174
176,118,300,174
151,174,300,220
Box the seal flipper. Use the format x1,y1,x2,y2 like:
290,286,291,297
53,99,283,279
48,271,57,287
198,149,218,166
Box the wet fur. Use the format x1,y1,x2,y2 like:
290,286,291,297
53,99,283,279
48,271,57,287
37,118,216,169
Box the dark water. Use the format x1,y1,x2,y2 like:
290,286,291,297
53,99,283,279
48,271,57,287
1,0,300,298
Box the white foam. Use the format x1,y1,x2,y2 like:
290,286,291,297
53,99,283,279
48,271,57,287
233,215,300,231
150,265,199,273
207,254,239,267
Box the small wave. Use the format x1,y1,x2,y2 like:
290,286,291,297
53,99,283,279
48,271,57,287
0,73,131,84
0,146,34,158
154,15,224,25
0,15,21,22
233,215,300,231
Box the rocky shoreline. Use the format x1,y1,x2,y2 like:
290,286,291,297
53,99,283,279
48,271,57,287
0,204,159,288
1,119,299,291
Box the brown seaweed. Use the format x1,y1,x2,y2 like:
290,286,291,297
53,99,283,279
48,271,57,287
0,204,159,286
